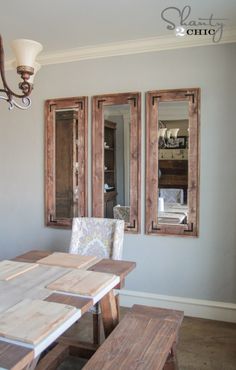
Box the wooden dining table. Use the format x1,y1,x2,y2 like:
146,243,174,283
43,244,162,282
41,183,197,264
0,250,136,370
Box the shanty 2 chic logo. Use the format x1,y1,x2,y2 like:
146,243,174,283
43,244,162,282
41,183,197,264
161,5,226,43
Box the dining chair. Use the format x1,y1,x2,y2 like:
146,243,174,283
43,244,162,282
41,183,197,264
159,188,184,204
69,217,125,344
113,205,130,223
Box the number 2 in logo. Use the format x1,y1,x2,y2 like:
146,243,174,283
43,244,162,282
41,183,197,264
175,27,186,37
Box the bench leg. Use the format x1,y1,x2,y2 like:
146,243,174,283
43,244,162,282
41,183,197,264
34,344,69,370
163,342,179,370
93,312,101,345
100,290,119,338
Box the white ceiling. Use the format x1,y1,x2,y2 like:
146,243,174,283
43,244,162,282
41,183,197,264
1,0,236,59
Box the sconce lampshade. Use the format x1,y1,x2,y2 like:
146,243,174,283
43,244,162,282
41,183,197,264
11,39,43,69
28,62,41,83
170,128,179,139
158,128,167,139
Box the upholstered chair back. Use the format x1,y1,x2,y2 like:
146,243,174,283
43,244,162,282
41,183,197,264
69,217,124,260
113,205,130,223
159,188,184,204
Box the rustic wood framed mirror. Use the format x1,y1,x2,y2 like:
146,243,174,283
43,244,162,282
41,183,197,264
92,92,141,233
146,88,200,237
45,97,88,228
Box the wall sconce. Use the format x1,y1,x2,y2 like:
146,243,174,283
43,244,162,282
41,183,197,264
158,121,180,148
0,34,43,110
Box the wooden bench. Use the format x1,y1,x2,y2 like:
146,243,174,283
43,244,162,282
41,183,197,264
83,304,184,370
0,340,34,370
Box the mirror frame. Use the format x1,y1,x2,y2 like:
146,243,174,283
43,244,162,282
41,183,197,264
92,92,141,233
45,96,88,228
145,88,200,237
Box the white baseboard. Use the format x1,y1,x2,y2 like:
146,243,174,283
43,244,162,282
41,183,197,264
119,289,236,323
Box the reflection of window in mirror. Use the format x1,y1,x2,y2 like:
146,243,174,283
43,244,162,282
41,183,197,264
146,89,200,237
45,97,88,228
92,93,141,233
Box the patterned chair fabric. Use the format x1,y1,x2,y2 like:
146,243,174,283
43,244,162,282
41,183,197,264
113,205,130,223
69,217,124,260
69,217,124,339
159,188,184,204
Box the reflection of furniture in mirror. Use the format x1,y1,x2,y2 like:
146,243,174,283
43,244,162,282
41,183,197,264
113,205,130,223
92,92,141,233
159,160,188,203
146,88,200,237
45,97,88,228
104,120,117,218
55,110,74,219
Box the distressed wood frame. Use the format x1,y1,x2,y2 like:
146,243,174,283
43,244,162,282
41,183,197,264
145,88,200,237
92,92,141,233
45,97,88,228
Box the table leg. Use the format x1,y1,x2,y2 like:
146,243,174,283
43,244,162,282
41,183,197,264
100,290,119,338
115,294,120,322
24,355,40,370
163,342,179,370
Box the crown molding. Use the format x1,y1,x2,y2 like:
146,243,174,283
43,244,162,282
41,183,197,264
5,28,236,70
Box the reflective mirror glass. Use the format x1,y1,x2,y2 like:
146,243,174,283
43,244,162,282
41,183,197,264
158,101,189,225
103,104,130,222
55,109,78,219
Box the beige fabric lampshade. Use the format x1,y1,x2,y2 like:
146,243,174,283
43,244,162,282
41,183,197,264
170,128,179,139
158,128,167,139
11,39,43,68
28,62,41,83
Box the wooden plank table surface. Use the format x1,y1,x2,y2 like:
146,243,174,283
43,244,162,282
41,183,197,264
0,250,136,370
14,249,136,284
0,260,38,281
47,269,118,297
38,252,101,269
0,299,77,345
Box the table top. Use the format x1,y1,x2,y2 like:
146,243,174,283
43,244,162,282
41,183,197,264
165,203,188,214
158,203,188,224
158,212,186,224
14,250,136,282
0,250,136,368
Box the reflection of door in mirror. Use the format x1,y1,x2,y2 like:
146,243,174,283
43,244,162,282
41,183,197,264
45,97,88,228
158,101,189,226
103,104,130,221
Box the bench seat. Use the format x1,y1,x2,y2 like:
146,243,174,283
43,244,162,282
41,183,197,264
0,340,34,370
83,304,184,370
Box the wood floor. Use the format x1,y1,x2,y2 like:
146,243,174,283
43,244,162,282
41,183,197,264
58,307,236,370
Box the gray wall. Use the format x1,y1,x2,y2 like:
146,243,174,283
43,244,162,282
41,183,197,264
0,43,236,303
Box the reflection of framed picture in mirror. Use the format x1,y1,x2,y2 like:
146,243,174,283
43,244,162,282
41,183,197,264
92,92,141,233
165,136,187,149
